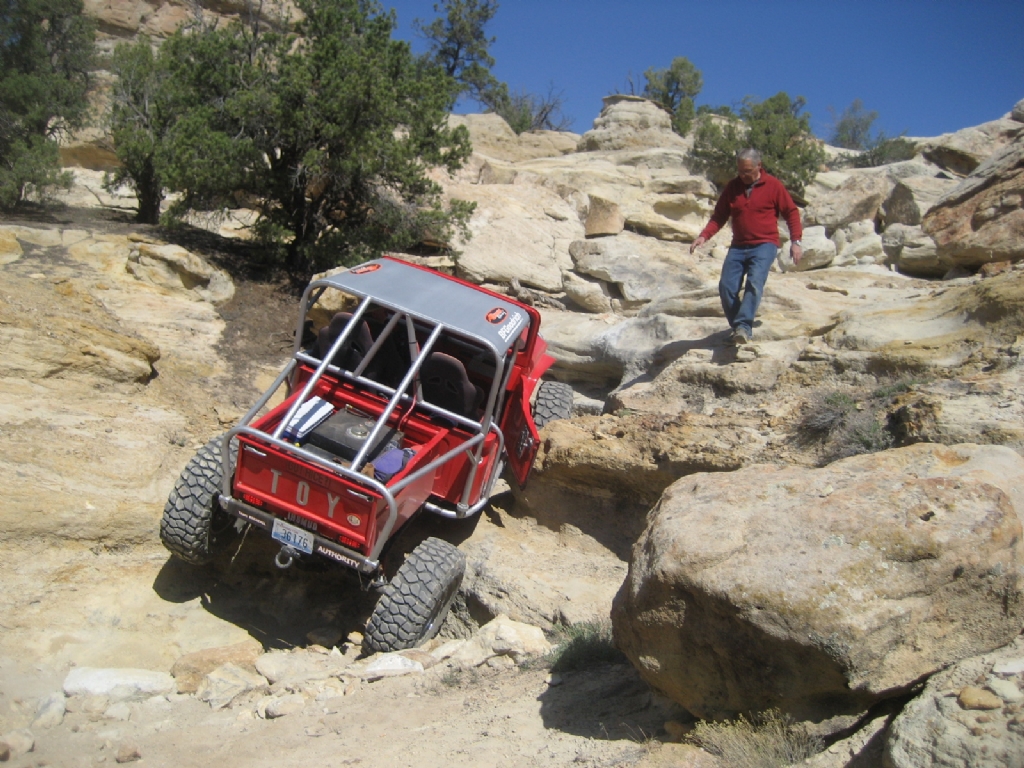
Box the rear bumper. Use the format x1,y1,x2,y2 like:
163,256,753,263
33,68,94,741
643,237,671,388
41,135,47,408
219,494,380,574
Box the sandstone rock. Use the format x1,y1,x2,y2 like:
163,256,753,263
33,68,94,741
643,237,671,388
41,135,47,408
265,693,306,718
612,443,1024,724
0,301,160,384
359,653,425,679
993,658,1024,675
957,686,1003,710
825,270,1024,370
885,637,1024,767
31,692,66,729
447,113,579,163
0,729,34,758
882,176,958,226
919,117,1023,176
921,136,1024,266
129,243,235,304
882,224,948,276
476,615,551,661
539,311,716,389
626,193,709,242
0,228,22,265
837,231,885,266
508,149,715,244
114,742,142,763
800,710,891,768
63,668,176,701
986,678,1024,702
103,701,132,721
833,219,876,254
255,649,346,685
449,181,582,292
0,224,63,247
561,271,613,313
568,233,704,306
578,95,687,152
196,663,268,709
584,195,625,237
444,616,549,668
1013,99,1024,123
804,172,891,231
170,640,264,694
777,225,834,272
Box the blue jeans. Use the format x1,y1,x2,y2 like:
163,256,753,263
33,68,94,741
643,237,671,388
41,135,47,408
718,242,778,334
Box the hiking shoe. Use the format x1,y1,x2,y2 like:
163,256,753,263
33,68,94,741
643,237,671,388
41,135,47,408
731,327,751,345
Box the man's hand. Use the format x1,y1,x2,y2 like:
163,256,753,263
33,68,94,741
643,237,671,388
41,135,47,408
791,243,803,265
689,236,706,255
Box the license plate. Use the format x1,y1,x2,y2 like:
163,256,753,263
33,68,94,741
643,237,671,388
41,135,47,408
271,518,314,554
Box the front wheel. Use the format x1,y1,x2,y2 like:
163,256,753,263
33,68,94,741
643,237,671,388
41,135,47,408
363,537,466,653
533,380,574,429
160,435,239,565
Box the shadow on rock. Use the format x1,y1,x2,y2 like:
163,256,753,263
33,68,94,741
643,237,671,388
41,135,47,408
538,662,683,742
652,329,737,366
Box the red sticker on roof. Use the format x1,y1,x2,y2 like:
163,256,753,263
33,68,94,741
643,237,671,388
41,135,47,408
486,307,508,324
350,263,381,275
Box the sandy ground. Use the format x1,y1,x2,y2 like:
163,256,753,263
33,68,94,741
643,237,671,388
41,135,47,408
0,538,715,768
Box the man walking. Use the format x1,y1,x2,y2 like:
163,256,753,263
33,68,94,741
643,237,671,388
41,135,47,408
690,149,803,345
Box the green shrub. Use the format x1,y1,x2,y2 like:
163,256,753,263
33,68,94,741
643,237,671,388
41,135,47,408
0,0,96,208
688,92,825,198
688,710,822,768
853,135,918,168
642,56,703,136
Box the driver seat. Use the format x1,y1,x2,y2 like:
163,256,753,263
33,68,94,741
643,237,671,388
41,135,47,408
421,352,482,419
317,312,375,375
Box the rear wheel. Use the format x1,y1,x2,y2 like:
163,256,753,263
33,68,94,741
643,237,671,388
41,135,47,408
363,537,466,653
160,435,239,565
532,380,574,429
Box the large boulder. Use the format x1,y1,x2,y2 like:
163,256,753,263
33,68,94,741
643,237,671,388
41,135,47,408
612,443,1024,724
507,150,715,243
568,232,705,307
447,181,583,292
804,172,892,232
918,117,1023,176
777,225,835,272
577,95,687,152
882,224,948,276
921,136,1024,267
881,176,958,226
447,113,579,163
129,243,235,304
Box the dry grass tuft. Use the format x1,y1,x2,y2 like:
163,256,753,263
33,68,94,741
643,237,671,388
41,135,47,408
688,709,822,768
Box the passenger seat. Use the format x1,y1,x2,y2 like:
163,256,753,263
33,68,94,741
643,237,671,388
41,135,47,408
421,352,483,420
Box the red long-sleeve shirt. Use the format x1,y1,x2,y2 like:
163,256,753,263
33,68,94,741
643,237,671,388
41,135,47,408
698,171,803,246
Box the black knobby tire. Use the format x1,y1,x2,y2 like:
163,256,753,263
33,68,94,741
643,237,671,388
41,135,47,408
532,380,574,429
363,537,466,654
160,435,239,565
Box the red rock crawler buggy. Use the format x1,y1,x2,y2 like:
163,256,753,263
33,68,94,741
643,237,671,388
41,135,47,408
160,257,573,652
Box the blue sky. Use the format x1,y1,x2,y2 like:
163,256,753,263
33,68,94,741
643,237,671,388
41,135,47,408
384,0,1023,141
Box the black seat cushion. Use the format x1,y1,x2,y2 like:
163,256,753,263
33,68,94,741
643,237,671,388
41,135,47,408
317,313,374,374
420,352,482,419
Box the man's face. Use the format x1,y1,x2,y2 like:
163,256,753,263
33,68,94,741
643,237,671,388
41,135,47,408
737,159,762,185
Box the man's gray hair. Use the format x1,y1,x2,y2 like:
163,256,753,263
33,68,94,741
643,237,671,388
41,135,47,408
737,148,762,164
